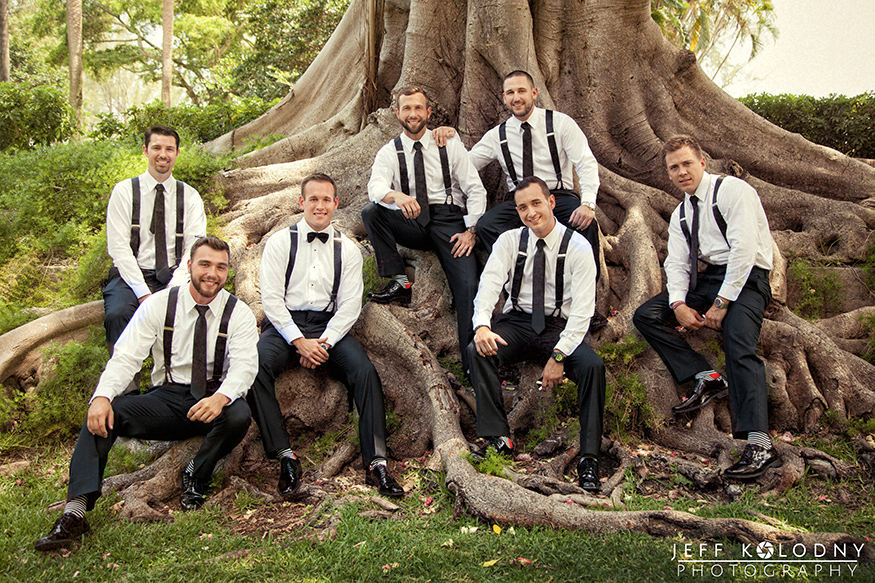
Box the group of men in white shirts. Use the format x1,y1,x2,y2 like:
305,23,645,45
35,70,779,551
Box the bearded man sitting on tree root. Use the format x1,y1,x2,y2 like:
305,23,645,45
633,134,780,480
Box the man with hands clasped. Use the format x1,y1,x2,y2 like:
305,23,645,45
633,134,779,480
466,176,605,492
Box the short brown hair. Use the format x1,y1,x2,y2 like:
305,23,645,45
515,175,551,199
503,70,535,87
190,236,230,261
301,173,337,199
393,86,431,110
145,125,180,149
662,135,704,163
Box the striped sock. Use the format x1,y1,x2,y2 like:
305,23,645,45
185,459,196,474
392,274,410,287
277,448,297,460
63,495,88,519
369,458,387,470
747,431,772,450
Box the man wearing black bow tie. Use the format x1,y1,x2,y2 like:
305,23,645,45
103,126,207,355
248,173,404,499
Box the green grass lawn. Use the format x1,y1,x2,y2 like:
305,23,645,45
2,449,873,583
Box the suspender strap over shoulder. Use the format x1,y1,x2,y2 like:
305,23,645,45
174,181,186,268
510,228,574,316
551,228,574,316
394,136,409,195
130,177,141,256
545,110,563,190
285,225,343,313
510,229,530,311
163,286,180,385
498,121,519,187
210,295,237,383
679,175,729,248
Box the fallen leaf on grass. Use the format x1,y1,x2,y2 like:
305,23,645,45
482,559,499,567
492,524,501,534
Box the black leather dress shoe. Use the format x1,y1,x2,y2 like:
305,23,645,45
723,444,780,480
578,457,600,493
672,372,728,414
278,455,303,497
181,469,208,511
366,464,404,497
367,280,412,306
589,310,609,333
470,437,514,462
34,514,91,551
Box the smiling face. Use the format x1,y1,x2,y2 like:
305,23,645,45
300,178,338,232
502,74,538,121
188,245,229,304
665,145,707,195
395,91,431,139
144,134,179,181
514,182,556,239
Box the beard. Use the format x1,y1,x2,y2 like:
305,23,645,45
399,116,427,136
191,274,223,300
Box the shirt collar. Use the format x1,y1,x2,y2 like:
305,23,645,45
399,129,433,153
297,219,334,238
689,171,713,202
180,283,224,317
506,107,544,131
140,171,174,194
528,219,564,250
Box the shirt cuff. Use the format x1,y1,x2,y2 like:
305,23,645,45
464,214,482,228
130,281,151,299
717,284,742,302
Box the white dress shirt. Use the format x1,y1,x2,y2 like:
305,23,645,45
469,107,600,204
92,285,259,404
665,172,774,304
260,220,364,348
106,172,207,298
367,130,487,227
473,222,596,356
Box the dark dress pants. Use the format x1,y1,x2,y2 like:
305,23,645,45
465,311,606,456
361,202,478,373
475,190,601,282
67,384,251,509
632,265,772,438
103,268,167,353
247,315,388,465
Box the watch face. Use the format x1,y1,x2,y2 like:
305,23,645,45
552,351,564,362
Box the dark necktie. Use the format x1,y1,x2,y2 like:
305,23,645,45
689,195,700,290
307,231,329,243
532,238,547,334
152,183,170,285
413,141,430,226
191,305,210,400
521,121,534,180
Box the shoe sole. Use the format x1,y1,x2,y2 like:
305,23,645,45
672,388,729,414
367,295,411,306
723,455,781,480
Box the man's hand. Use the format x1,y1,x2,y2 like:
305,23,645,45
540,359,565,390
568,204,595,229
450,231,476,257
674,304,705,331
187,393,230,424
138,293,152,304
293,337,330,368
474,326,508,357
86,397,114,438
389,191,421,220
432,127,456,147
704,304,728,330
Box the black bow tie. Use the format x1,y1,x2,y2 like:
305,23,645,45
307,231,329,243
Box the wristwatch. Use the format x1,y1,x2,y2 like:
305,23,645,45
551,350,566,363
467,225,477,235
582,201,596,210
713,297,730,309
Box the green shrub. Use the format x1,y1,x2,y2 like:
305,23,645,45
788,259,844,320
17,328,109,442
90,98,278,144
0,82,77,151
740,92,875,158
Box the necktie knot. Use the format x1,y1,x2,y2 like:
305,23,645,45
155,183,165,194
413,141,423,151
195,305,210,317
521,121,531,132
307,231,329,244
536,238,546,249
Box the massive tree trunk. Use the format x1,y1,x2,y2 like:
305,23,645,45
0,0,9,82
4,0,873,556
